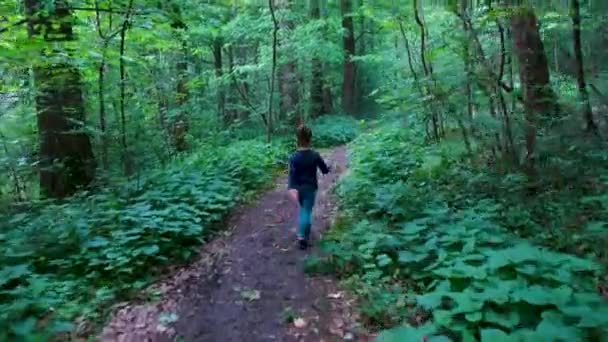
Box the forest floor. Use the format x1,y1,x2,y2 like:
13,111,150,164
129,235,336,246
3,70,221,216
99,146,373,342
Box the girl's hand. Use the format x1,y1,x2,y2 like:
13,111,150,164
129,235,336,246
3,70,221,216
288,189,298,202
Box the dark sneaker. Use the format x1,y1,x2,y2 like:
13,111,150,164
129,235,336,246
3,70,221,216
298,239,308,250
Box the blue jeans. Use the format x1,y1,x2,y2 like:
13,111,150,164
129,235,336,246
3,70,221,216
297,190,317,240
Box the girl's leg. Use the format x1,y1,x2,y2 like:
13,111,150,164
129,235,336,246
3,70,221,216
297,200,309,240
304,191,317,240
298,191,316,241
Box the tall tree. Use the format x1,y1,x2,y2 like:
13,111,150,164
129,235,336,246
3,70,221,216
25,0,95,198
278,0,300,124
267,0,279,142
165,0,190,151
212,36,226,125
510,5,558,172
309,0,331,118
570,0,597,133
118,0,135,175
341,0,356,114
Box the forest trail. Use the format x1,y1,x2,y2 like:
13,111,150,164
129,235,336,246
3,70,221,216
100,146,369,342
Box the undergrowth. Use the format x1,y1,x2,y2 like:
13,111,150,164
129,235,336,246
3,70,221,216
0,138,289,340
309,121,608,341
309,114,361,148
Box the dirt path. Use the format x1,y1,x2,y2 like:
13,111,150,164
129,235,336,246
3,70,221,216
100,147,370,342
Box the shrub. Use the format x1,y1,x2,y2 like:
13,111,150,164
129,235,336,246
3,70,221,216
314,120,608,341
309,115,361,148
0,139,287,339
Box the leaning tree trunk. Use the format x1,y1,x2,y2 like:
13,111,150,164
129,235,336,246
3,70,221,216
510,5,558,174
25,0,95,198
341,0,356,115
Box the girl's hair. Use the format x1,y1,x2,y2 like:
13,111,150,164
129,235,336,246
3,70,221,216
296,124,312,147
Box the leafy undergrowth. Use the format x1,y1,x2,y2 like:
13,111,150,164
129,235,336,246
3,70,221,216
0,139,289,340
309,115,361,148
308,122,608,341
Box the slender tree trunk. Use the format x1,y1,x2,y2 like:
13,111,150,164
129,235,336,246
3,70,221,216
226,45,235,121
510,5,557,175
25,0,96,198
213,38,226,125
119,0,135,175
98,48,109,171
496,19,517,162
570,0,597,133
413,0,439,141
309,0,329,118
460,0,474,122
267,0,279,142
341,0,356,114
278,0,300,125
170,12,189,152
174,40,189,151
94,2,115,172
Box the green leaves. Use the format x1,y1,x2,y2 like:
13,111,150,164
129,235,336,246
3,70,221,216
0,138,289,338
377,323,437,342
317,124,608,341
309,115,360,148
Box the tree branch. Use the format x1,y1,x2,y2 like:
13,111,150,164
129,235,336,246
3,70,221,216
0,18,27,34
70,7,151,15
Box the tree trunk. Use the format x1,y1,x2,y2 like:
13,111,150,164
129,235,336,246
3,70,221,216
98,46,110,171
460,0,474,122
309,0,330,118
171,14,189,152
510,5,557,174
227,45,238,122
570,0,597,133
174,40,189,151
94,3,113,172
25,0,95,198
277,0,300,124
213,38,226,125
413,0,439,141
119,0,135,175
267,0,279,142
341,0,356,114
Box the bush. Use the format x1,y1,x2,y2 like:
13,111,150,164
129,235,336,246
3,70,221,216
314,120,608,341
0,139,287,340
309,115,361,148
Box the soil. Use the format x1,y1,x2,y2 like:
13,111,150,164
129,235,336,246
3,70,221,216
99,147,374,342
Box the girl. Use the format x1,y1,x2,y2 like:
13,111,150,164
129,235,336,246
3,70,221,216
287,125,330,250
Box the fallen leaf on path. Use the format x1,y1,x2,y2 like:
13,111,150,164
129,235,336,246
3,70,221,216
293,318,307,328
240,289,261,301
158,312,178,326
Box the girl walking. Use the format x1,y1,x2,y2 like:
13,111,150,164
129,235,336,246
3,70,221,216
287,125,330,250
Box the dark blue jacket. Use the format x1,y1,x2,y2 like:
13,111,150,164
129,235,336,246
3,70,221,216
288,149,330,192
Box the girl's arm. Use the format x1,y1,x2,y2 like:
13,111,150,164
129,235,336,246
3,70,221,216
316,153,330,175
288,157,297,189
287,157,298,202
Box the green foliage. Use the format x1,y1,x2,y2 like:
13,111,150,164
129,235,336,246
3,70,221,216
0,139,287,339
316,122,608,341
309,115,361,148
